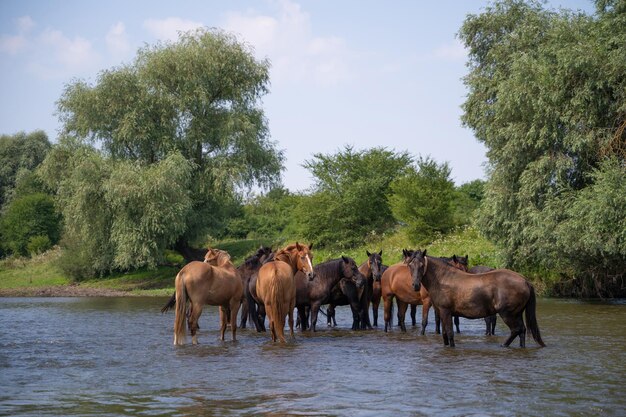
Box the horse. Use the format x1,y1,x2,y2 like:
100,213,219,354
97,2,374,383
326,250,383,330
433,255,469,334
256,243,314,342
469,265,498,335
324,261,368,330
237,246,273,329
171,248,243,345
405,250,546,348
295,256,364,331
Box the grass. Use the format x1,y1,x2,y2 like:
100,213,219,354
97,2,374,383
0,227,506,295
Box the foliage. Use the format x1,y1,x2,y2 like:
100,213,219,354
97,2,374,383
459,0,626,295
298,146,413,247
226,187,302,241
40,146,194,279
54,28,283,267
0,130,51,209
451,179,486,227
0,193,60,256
389,156,455,244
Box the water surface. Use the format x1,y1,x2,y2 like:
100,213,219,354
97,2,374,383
1,297,624,416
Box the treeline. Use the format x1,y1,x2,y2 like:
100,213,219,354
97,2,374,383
1,1,625,297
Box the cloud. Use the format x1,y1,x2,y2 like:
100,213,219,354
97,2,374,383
433,39,467,61
0,15,35,54
26,29,101,79
143,17,204,42
222,0,352,86
106,22,132,61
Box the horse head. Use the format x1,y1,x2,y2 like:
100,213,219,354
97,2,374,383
366,250,384,282
453,255,469,272
340,256,366,288
204,248,232,268
256,246,273,264
295,242,315,281
402,248,416,262
404,249,427,292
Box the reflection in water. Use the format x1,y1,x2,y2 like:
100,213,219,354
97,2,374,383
0,297,625,416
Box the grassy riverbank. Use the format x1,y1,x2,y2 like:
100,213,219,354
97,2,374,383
0,226,506,297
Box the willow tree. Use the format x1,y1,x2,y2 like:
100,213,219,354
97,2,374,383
459,0,626,295
49,28,283,272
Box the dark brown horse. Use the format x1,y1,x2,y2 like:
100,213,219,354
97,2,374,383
405,250,545,348
172,248,242,345
324,266,368,330
469,265,498,335
295,256,363,331
237,246,273,329
361,250,384,327
256,243,314,342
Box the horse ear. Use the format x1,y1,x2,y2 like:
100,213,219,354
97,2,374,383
379,249,383,256
309,242,313,250
402,249,407,257
341,255,349,263
296,242,302,251
453,255,458,262
423,249,427,257
366,250,371,257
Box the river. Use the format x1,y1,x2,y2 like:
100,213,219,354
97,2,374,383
0,297,624,416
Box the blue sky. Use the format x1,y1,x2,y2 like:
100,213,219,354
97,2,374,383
0,0,595,191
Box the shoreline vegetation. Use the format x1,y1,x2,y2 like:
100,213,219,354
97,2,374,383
1,226,512,298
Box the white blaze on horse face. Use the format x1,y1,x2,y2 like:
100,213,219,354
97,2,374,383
306,254,313,273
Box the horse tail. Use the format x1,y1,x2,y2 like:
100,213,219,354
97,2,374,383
173,272,187,345
160,292,176,313
246,283,262,332
524,282,546,347
266,268,288,342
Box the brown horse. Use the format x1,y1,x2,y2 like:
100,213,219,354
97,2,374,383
381,249,434,334
237,246,273,329
172,248,243,345
469,265,498,335
405,250,545,348
256,243,314,342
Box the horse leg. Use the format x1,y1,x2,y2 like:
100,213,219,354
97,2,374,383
491,315,497,335
434,306,441,334
410,304,417,327
439,309,455,347
310,302,321,332
189,302,203,345
383,294,393,333
327,304,335,327
421,301,431,336
229,298,240,341
397,300,408,332
219,307,228,341
297,306,307,331
454,315,461,334
372,298,380,327
500,313,526,347
239,298,248,329
288,305,295,340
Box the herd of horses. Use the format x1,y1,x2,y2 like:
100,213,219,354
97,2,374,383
161,243,545,348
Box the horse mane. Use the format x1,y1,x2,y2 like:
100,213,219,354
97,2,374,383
274,244,298,264
313,258,343,277
215,251,235,268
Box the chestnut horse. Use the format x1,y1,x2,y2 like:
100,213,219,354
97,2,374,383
256,243,314,342
405,250,545,348
381,249,433,333
172,248,242,345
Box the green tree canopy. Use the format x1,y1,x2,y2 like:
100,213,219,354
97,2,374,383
389,156,455,243
0,130,51,209
45,28,284,272
460,0,626,295
299,146,413,247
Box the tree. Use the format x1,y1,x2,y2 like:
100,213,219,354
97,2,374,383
49,28,283,268
452,179,486,227
389,156,455,243
298,146,413,247
0,130,51,209
0,193,60,256
459,0,626,295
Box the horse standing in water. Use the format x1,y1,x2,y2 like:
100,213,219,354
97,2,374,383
256,243,314,342
295,256,364,331
405,250,545,348
237,246,273,329
171,248,243,345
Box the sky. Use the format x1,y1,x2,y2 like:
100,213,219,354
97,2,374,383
0,0,595,192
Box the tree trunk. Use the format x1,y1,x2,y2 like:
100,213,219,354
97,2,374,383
174,238,207,264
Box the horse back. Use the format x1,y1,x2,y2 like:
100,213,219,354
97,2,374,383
383,263,422,304
181,261,241,305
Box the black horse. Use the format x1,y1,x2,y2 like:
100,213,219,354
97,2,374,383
237,246,273,329
295,256,365,332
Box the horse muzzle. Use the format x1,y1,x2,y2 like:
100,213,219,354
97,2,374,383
307,271,316,281
413,283,421,292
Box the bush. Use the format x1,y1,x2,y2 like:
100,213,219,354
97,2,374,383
26,235,52,256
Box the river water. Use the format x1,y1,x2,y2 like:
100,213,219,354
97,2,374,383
0,297,624,416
